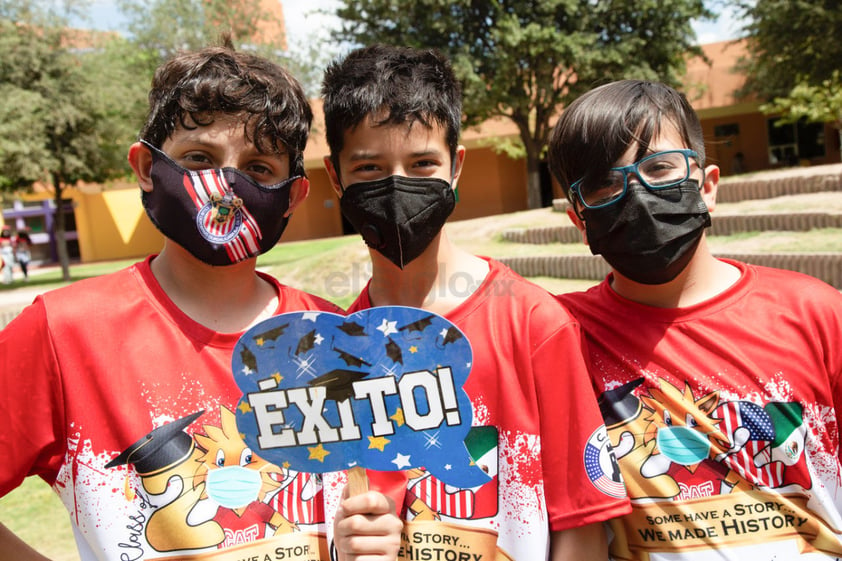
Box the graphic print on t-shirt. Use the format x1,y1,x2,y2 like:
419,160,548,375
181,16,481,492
104,405,327,558
599,377,842,559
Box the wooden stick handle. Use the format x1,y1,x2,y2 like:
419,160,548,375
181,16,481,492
347,466,369,496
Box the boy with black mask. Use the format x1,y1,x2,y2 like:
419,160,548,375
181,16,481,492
549,79,842,560
0,42,400,561
321,44,629,561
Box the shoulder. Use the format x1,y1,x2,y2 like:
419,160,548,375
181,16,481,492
477,258,580,332
276,284,344,314
743,261,842,316
40,263,143,309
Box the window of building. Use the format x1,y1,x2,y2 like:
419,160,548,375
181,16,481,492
767,118,826,165
714,123,740,137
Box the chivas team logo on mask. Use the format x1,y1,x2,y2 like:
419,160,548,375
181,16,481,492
196,189,245,245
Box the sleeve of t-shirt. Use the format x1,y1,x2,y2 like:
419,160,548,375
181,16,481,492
531,310,631,531
0,297,67,495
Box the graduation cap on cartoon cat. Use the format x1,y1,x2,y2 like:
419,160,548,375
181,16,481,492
105,410,204,474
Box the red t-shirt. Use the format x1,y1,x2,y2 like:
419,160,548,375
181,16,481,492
0,256,340,560
559,259,842,560
323,257,630,561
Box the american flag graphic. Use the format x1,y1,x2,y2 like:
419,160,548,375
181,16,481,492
584,440,626,497
268,472,323,525
408,473,475,518
713,401,784,488
183,170,262,262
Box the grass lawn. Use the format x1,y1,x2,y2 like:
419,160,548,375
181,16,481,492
0,477,79,561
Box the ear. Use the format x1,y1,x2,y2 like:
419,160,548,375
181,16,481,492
323,155,343,198
285,177,311,217
701,164,720,212
566,205,588,245
450,145,467,190
128,142,154,193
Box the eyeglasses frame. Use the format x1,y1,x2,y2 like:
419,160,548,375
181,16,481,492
569,148,701,217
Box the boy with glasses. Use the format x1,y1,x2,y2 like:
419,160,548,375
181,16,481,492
549,79,842,560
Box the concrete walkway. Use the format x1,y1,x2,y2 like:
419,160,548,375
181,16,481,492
0,266,62,327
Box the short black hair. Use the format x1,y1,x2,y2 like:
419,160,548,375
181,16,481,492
548,80,705,201
140,42,312,175
321,44,462,164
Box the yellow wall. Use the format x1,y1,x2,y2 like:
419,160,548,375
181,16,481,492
74,182,164,262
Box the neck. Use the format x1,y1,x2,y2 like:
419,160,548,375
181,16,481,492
609,238,741,308
151,242,278,332
367,231,489,315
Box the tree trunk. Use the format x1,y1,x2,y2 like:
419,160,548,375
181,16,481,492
525,147,543,210
838,126,842,162
52,173,71,282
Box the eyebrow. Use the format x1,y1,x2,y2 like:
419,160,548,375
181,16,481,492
347,149,443,162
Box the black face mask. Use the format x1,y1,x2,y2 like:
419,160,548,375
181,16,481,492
582,179,711,285
141,141,304,266
340,175,456,269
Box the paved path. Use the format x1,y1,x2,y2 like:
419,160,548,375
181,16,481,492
0,266,61,327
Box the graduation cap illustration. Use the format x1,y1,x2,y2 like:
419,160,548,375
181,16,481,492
308,369,368,402
598,378,644,428
399,314,434,333
104,410,204,474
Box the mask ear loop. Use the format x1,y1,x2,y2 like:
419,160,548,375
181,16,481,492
450,158,459,202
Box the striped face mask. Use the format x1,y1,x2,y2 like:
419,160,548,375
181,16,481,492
140,141,306,266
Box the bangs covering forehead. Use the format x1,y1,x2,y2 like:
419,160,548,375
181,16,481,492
548,80,704,198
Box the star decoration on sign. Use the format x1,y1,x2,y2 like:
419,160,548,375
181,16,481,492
392,453,412,469
423,431,442,449
308,444,330,463
376,318,399,337
390,408,405,427
368,435,391,451
237,401,252,414
301,312,321,322
409,346,418,353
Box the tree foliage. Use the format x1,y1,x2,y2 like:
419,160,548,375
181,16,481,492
736,0,842,161
333,0,711,208
0,2,145,279
761,71,842,162
115,0,335,96
737,0,842,101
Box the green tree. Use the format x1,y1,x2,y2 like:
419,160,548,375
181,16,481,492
333,0,711,208
761,71,842,162
0,7,143,280
736,0,842,101
736,0,842,162
115,0,336,97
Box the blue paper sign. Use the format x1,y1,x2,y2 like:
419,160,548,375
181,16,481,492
231,306,491,488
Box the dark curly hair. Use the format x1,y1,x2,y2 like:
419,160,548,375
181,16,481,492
140,41,312,175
